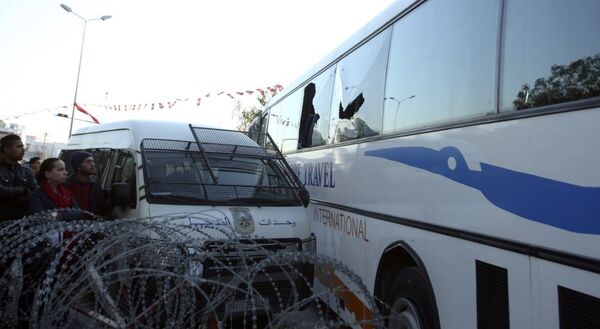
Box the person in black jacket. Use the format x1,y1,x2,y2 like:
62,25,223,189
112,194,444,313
0,134,38,221
64,151,110,218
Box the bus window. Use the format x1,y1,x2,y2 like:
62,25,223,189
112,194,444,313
383,0,499,133
329,29,391,144
258,111,271,149
298,66,335,148
501,0,600,111
268,90,302,154
298,83,317,148
267,104,283,148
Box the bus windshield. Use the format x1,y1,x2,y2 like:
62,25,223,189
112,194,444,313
142,144,301,206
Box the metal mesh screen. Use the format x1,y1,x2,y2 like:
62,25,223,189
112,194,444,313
476,260,509,329
145,183,297,204
207,157,261,173
192,128,258,147
141,129,305,205
559,286,600,329
203,143,276,158
142,139,200,152
190,126,282,158
189,126,304,191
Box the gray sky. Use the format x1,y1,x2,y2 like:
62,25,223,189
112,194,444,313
0,0,395,142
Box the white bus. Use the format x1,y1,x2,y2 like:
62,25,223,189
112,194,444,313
254,0,600,328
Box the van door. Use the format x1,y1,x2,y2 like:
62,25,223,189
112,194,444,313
60,148,114,179
106,150,138,219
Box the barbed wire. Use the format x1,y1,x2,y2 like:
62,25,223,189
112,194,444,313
1,209,389,329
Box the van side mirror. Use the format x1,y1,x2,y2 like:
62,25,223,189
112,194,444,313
298,188,310,208
111,182,132,207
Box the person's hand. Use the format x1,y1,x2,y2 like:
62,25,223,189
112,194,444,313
46,211,60,220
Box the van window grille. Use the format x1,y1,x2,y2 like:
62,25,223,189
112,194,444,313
140,126,306,206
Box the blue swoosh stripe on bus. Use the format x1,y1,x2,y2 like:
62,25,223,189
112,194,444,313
364,146,600,235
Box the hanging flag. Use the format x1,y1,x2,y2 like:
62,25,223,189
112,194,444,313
79,83,283,115
74,103,100,124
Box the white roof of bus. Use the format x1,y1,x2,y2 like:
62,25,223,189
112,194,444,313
267,0,414,108
69,119,216,149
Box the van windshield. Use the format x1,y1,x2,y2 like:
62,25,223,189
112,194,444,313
142,141,302,206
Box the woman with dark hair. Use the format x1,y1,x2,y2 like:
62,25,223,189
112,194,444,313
28,158,83,220
17,158,82,328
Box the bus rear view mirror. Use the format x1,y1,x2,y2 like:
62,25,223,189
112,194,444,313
111,182,132,207
299,189,310,208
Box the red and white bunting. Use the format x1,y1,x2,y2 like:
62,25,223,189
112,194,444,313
2,84,285,121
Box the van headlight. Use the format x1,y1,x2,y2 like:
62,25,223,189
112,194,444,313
302,234,317,254
230,207,255,236
186,247,204,277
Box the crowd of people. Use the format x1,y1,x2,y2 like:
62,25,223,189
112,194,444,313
0,134,110,222
0,134,115,328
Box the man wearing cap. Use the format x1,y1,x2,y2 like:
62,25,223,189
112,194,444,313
65,151,109,217
0,134,39,220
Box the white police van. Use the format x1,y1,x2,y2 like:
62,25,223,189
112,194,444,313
60,119,315,315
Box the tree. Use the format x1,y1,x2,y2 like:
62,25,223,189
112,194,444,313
513,54,600,109
234,100,262,132
234,85,282,131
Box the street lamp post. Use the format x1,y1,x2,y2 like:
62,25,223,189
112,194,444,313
60,4,111,138
385,95,416,130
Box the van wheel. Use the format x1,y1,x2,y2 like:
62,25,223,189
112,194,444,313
386,267,438,329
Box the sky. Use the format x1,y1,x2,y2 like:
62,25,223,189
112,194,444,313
0,0,395,143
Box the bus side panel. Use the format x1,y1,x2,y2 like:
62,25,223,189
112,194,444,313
351,108,600,260
532,260,600,329
288,108,600,329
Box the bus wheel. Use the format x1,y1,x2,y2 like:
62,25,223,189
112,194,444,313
386,267,437,329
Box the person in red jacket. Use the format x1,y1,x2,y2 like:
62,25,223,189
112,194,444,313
65,151,109,218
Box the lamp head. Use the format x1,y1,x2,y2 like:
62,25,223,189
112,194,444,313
100,15,112,21
60,4,72,12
